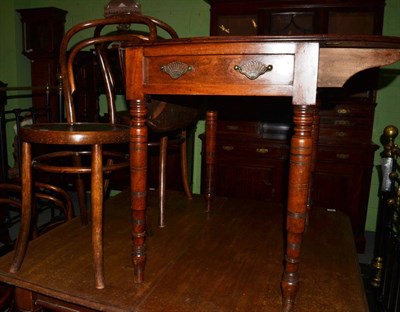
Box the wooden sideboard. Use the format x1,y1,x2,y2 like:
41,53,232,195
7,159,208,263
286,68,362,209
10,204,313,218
204,0,386,252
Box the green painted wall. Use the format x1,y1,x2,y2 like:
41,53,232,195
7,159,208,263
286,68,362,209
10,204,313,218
366,0,400,231
0,0,399,231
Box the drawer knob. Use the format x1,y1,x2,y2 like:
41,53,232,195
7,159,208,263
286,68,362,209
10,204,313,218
334,120,351,126
336,153,349,159
226,125,239,130
160,61,193,79
234,61,273,80
337,108,351,115
256,148,269,154
222,145,234,151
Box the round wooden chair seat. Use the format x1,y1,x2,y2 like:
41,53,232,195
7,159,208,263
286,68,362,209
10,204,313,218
20,123,130,145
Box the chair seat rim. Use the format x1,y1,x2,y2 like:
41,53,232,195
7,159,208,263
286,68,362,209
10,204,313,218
20,122,130,145
32,150,129,173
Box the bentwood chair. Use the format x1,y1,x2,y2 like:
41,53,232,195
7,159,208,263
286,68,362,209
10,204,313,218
9,14,198,289
8,15,168,289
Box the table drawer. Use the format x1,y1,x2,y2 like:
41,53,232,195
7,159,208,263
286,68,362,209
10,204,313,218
145,54,294,90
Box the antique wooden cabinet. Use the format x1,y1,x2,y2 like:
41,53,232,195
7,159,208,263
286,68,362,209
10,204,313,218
17,7,68,122
204,0,386,251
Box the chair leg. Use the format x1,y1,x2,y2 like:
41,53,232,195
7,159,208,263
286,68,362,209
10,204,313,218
180,130,193,200
10,142,32,273
72,155,88,225
158,136,167,228
91,144,105,289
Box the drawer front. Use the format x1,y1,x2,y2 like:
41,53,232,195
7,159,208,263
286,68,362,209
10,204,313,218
145,54,294,93
319,116,373,128
318,126,372,143
319,103,375,118
217,121,260,135
316,145,377,164
216,140,289,160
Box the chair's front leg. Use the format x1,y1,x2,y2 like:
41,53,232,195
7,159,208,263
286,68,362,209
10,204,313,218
10,141,32,273
159,136,167,228
91,143,104,289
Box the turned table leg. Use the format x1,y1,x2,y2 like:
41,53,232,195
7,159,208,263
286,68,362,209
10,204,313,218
130,99,148,283
281,105,314,311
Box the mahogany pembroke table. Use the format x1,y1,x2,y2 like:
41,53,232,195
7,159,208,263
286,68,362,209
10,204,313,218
124,35,400,311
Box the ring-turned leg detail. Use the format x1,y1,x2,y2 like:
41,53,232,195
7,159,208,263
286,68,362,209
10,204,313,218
281,105,314,311
130,99,148,283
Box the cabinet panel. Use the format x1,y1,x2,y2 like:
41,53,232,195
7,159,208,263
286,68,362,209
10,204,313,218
213,162,287,203
328,11,375,34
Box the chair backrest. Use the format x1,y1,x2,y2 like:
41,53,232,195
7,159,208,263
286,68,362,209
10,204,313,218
58,14,178,125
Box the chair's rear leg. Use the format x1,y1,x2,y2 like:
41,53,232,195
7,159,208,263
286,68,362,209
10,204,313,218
72,154,88,225
158,136,167,227
91,144,105,289
10,142,32,273
180,130,193,200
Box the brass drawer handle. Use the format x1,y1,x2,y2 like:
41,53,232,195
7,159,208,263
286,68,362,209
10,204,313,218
226,125,239,131
334,120,351,126
256,148,269,154
336,108,351,115
160,61,193,79
336,153,350,159
222,145,234,151
234,61,273,80
335,131,348,137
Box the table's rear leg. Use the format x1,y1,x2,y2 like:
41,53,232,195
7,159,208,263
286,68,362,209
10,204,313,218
281,105,314,312
205,110,217,211
306,105,320,225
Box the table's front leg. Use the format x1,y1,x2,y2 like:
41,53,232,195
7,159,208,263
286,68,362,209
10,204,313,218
281,105,314,312
130,99,148,283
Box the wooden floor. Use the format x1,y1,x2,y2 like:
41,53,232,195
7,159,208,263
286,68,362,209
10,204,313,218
0,190,367,311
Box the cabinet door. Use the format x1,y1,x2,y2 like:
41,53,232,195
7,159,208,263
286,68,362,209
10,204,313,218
215,14,258,35
262,10,318,35
327,9,379,35
312,144,378,252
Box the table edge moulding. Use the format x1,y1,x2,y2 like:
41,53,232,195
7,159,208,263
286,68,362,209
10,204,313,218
124,35,400,311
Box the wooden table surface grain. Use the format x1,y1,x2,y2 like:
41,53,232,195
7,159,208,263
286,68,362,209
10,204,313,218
0,190,367,311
